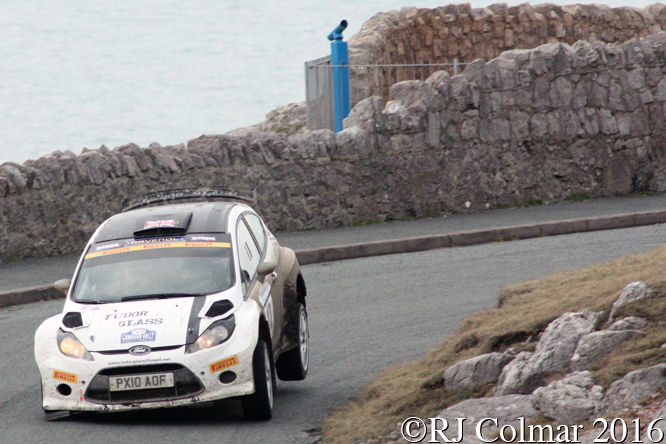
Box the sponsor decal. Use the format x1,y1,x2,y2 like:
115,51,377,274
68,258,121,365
108,358,171,366
95,243,120,252
143,219,177,229
191,236,217,242
121,328,156,344
84,240,230,259
105,311,148,320
259,284,272,306
80,305,100,311
129,345,152,356
125,237,185,246
118,318,162,327
53,370,77,384
209,356,239,373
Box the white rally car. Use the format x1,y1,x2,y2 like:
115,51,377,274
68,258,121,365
34,189,309,420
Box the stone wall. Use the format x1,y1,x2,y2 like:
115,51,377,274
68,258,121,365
6,10,666,262
348,3,666,106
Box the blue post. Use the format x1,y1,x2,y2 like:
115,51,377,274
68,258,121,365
328,21,350,133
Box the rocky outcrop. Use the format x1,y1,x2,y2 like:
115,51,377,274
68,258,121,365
443,352,514,391
494,311,599,395
609,281,652,320
532,371,603,424
598,364,666,415
227,102,306,137
437,282,661,428
571,329,639,371
435,395,537,441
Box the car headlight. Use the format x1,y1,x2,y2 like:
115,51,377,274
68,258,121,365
57,329,94,361
186,316,236,354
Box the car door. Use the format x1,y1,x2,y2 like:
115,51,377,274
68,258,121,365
236,215,279,341
243,213,284,339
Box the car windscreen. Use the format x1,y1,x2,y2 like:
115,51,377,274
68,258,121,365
71,234,234,303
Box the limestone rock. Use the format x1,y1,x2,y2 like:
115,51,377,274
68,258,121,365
495,311,599,395
598,364,666,415
609,281,652,321
571,330,637,371
443,352,515,391
435,395,537,443
532,371,603,424
608,316,648,331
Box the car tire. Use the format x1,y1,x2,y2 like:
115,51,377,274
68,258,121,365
241,339,275,420
276,303,309,381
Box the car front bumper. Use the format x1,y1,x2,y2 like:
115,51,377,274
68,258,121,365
35,302,261,413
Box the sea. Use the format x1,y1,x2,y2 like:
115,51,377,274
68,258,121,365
0,0,652,164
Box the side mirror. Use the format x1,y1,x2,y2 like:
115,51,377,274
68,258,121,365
54,279,71,295
257,262,277,284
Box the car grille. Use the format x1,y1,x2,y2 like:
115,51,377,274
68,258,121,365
85,364,203,404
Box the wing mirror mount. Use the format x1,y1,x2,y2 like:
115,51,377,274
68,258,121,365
257,262,277,284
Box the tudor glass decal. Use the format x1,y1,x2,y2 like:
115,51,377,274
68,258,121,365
120,328,156,344
53,370,77,384
209,355,239,373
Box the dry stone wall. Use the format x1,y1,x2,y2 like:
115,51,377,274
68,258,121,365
6,7,666,261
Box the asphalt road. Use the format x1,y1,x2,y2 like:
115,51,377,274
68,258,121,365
4,224,666,443
4,194,666,292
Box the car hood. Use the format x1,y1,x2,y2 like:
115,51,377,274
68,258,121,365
70,298,197,352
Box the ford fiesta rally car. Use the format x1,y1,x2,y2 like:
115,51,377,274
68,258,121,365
34,189,309,420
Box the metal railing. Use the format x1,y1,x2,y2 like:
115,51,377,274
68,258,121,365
305,59,468,131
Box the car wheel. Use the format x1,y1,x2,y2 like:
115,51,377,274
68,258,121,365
241,339,275,420
276,303,309,381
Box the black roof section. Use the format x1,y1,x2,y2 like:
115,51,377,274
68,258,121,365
121,188,255,212
95,201,239,243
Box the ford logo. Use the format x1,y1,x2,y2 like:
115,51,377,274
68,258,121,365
128,345,152,356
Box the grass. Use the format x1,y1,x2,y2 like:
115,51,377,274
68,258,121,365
321,244,666,444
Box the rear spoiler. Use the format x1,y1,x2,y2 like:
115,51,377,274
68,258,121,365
121,188,256,212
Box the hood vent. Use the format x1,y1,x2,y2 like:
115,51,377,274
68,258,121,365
205,300,234,318
62,312,84,328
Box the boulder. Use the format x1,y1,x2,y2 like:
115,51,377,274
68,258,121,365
435,395,537,443
598,364,666,415
608,316,648,331
495,311,599,395
609,282,651,321
571,330,637,371
532,371,603,424
443,352,515,391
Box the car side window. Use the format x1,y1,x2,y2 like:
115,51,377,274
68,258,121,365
236,219,261,289
243,213,266,254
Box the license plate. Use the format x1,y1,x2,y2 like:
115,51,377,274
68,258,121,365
109,372,174,392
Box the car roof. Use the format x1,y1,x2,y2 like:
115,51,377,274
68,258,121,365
94,201,244,243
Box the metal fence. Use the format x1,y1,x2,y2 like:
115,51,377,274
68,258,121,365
305,59,467,131
305,55,335,131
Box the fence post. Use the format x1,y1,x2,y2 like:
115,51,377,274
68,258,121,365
328,21,350,133
454,58,460,76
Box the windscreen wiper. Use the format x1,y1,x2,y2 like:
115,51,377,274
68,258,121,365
75,299,110,304
120,293,206,301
